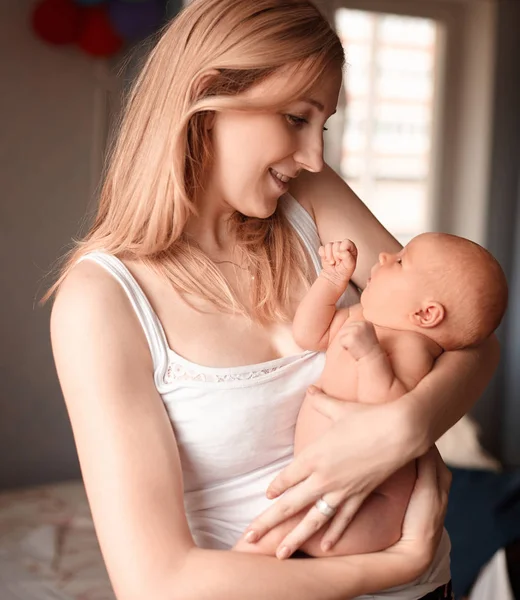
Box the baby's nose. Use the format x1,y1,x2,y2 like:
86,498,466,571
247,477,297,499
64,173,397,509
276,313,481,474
379,252,389,264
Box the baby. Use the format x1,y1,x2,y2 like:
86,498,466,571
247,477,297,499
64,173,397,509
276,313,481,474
235,232,508,558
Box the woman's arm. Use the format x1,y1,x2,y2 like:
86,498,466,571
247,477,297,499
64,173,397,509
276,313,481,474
51,261,426,600
398,334,500,457
290,164,402,289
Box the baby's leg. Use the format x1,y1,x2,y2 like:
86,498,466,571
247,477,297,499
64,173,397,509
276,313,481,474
294,393,416,558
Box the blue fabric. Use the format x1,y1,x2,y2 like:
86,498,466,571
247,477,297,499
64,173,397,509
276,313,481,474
445,467,520,598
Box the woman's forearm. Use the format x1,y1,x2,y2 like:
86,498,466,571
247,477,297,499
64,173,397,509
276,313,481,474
170,545,425,600
397,333,500,459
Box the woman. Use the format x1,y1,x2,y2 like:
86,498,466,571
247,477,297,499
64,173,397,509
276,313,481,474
45,0,497,598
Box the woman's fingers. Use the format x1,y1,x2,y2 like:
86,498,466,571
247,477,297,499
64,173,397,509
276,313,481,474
399,445,451,565
415,446,437,485
434,446,453,494
265,449,313,500
319,492,367,551
248,476,321,542
274,501,337,559
273,490,348,558
416,445,451,499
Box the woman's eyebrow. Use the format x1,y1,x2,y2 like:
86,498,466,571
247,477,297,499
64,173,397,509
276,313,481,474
301,98,336,116
302,98,324,111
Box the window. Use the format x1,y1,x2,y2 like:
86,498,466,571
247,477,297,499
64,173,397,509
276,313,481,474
336,9,440,244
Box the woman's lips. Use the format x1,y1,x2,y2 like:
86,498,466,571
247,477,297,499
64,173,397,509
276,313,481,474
269,169,289,192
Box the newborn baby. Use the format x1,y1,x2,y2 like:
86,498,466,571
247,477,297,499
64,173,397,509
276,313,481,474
235,232,508,558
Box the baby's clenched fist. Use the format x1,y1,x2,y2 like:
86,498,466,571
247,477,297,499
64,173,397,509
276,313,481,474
318,239,357,285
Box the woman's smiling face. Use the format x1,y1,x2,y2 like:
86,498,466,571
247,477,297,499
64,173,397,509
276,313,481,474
202,67,342,219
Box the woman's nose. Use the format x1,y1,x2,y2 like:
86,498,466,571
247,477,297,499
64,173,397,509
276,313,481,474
293,136,324,173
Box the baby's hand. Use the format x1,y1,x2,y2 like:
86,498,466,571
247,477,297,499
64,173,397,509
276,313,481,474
338,321,380,360
318,239,357,285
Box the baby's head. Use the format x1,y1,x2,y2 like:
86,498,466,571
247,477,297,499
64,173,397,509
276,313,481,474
360,233,508,350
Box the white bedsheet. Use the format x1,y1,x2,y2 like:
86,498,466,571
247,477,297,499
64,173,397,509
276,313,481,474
0,480,114,600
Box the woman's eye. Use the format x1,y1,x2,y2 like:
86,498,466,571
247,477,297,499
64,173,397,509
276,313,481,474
286,114,308,127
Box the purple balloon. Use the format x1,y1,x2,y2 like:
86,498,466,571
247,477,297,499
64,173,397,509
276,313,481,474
108,0,163,41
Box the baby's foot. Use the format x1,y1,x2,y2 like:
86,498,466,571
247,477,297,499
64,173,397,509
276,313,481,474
318,239,357,286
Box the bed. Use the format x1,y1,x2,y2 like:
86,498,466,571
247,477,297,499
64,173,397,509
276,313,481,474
0,479,114,600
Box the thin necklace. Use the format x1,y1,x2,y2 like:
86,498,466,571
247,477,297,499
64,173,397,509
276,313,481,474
213,259,248,270
213,259,255,280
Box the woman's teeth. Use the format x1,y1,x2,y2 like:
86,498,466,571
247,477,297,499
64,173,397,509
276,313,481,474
270,168,290,183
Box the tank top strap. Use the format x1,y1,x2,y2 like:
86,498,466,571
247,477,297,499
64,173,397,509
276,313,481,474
76,252,169,388
281,194,321,276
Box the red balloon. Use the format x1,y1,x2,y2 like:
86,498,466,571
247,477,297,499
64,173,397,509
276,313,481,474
78,6,124,57
31,0,83,46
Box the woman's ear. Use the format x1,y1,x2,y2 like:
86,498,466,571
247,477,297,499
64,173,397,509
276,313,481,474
409,301,445,329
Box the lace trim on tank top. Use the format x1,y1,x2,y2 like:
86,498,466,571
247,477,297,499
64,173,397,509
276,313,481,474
165,361,285,384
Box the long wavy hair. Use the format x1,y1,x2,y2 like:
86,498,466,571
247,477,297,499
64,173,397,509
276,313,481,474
42,0,345,323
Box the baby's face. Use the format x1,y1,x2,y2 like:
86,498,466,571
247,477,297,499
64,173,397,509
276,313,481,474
360,234,444,328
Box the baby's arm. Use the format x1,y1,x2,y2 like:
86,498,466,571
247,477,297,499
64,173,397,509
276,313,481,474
339,321,408,404
293,240,357,351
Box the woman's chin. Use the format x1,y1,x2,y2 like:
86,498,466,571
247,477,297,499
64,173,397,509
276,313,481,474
238,201,278,219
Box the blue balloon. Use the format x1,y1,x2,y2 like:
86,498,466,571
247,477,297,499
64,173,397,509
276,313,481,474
108,0,164,41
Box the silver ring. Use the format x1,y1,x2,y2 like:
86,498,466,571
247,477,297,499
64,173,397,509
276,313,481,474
315,497,337,518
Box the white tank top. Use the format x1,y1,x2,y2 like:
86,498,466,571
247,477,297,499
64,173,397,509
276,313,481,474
78,194,450,599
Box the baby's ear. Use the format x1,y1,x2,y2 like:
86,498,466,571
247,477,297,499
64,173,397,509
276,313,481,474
409,301,445,329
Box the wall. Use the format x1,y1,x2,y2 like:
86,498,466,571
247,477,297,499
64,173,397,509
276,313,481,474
324,0,497,247
0,0,113,488
0,0,514,490
477,0,520,465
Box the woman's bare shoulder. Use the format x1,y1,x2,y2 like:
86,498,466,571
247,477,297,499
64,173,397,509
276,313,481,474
51,259,152,371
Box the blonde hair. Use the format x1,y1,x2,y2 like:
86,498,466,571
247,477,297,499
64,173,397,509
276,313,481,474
42,0,344,323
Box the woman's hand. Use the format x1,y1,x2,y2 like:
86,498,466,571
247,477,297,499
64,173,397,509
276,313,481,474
387,446,452,574
245,386,415,557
